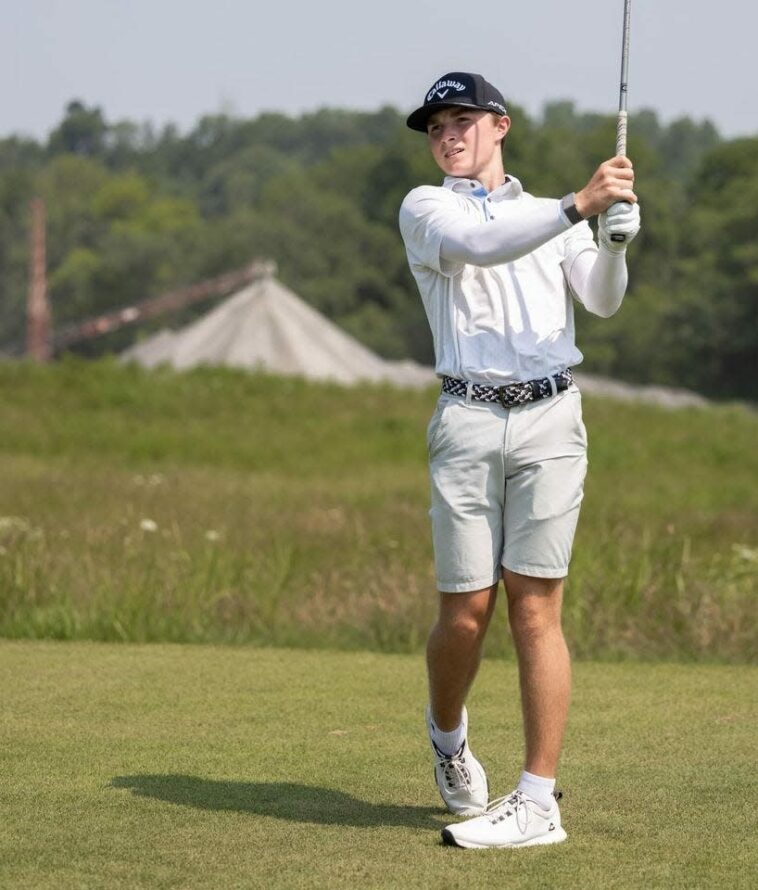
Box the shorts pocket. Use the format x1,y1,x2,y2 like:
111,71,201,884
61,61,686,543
568,387,588,449
426,396,454,456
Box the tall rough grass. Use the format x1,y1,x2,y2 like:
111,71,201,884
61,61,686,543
0,359,755,660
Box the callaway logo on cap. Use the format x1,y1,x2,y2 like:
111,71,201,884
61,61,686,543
407,71,508,132
426,78,467,102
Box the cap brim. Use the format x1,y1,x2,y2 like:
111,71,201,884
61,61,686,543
406,100,495,132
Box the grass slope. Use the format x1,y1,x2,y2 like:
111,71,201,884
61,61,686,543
0,359,756,659
1,641,756,889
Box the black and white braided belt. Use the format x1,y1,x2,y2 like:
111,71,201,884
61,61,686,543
441,369,574,409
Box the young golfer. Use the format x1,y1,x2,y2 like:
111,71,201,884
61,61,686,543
399,72,641,849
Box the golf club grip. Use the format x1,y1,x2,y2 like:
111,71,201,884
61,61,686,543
611,111,629,242
615,110,628,159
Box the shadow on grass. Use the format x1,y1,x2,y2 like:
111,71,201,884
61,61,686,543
110,774,442,829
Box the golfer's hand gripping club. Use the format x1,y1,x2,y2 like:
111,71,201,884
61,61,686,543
599,201,641,254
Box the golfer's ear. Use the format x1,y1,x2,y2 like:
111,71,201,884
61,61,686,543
496,115,511,144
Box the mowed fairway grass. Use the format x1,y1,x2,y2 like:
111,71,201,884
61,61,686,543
1,641,756,890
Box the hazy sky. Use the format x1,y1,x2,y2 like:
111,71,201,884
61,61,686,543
4,0,756,141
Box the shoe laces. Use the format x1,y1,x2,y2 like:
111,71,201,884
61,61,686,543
484,790,530,835
434,743,472,790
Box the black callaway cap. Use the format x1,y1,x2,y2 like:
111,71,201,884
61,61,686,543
406,71,508,132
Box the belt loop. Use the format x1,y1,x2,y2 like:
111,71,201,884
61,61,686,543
548,375,558,397
465,381,473,405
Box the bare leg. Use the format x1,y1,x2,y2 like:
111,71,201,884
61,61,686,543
426,583,499,731
504,568,571,777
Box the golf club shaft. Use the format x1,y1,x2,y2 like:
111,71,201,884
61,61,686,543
616,0,632,157
611,0,632,242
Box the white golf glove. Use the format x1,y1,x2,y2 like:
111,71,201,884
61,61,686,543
598,201,641,253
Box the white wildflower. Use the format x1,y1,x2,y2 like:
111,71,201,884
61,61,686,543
0,516,31,533
733,544,758,563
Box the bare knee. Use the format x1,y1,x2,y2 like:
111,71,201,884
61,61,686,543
504,570,564,643
434,585,498,645
438,610,486,646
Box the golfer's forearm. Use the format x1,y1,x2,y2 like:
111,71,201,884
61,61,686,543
440,201,571,267
569,247,628,318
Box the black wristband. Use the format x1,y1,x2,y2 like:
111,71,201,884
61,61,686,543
560,193,583,225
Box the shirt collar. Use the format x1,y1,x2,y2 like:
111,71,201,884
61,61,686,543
443,175,523,200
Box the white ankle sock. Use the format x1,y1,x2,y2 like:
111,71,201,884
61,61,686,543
517,770,556,809
429,716,466,756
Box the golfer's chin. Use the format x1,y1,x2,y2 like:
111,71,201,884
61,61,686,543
439,157,476,180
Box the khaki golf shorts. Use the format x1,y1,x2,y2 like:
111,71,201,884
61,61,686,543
427,386,588,592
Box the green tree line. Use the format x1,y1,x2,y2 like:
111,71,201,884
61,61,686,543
1,99,755,400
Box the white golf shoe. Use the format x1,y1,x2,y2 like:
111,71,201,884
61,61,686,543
441,789,567,849
426,706,488,816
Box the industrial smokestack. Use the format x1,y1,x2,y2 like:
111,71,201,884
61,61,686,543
27,197,52,362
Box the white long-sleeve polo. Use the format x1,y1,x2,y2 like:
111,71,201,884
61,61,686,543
398,174,629,385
